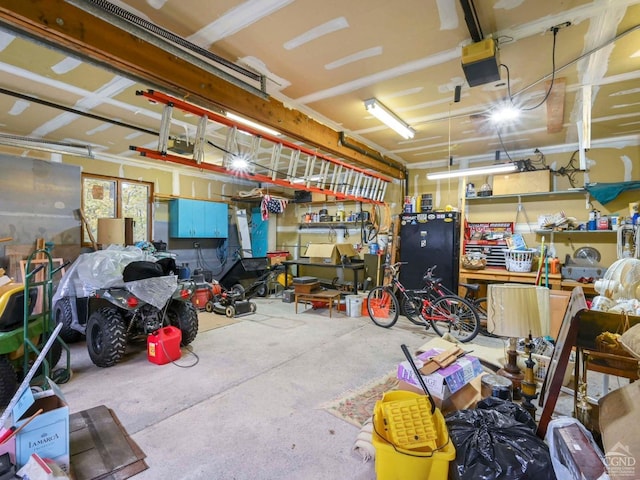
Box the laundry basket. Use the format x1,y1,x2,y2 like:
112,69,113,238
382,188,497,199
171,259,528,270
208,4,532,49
503,248,535,272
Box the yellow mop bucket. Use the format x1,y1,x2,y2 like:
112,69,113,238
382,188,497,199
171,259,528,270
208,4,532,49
372,390,455,480
371,344,455,480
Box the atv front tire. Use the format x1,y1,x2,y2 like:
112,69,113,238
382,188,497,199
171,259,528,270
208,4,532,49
86,307,126,368
167,301,198,346
0,356,17,407
54,297,82,343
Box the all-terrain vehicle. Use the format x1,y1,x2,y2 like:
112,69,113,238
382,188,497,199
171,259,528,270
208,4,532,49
53,247,198,368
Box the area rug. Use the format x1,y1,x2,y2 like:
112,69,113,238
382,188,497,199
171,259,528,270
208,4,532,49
322,372,399,427
198,311,241,333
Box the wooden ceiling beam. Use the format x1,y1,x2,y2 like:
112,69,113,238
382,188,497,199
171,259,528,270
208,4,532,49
0,0,406,180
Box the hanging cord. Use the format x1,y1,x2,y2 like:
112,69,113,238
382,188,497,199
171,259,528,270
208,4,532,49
496,127,514,162
513,23,640,102
519,26,559,111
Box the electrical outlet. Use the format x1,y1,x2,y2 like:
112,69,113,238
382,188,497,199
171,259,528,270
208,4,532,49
193,242,200,249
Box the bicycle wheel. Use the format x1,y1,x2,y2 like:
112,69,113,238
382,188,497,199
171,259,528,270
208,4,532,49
474,297,497,337
428,295,480,342
401,294,429,327
367,286,399,328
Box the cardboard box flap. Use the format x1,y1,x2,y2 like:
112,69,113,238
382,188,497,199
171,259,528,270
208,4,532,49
335,244,358,257
304,244,335,258
304,243,359,264
599,381,640,475
13,388,36,424
13,378,66,423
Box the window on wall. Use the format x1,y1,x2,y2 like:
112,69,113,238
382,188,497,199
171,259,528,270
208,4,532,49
82,174,153,245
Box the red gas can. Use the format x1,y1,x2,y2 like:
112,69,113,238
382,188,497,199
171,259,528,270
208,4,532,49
147,326,182,365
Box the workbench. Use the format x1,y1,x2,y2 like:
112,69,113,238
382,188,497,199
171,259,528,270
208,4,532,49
282,260,365,294
460,268,597,297
295,289,342,317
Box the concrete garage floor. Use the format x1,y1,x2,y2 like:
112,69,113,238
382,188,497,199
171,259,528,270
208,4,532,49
59,296,593,480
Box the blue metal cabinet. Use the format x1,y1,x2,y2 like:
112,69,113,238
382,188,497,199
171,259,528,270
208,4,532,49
169,199,228,238
208,202,228,238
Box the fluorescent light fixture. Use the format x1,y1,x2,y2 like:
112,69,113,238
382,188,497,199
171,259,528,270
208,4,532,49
427,163,517,180
226,112,281,137
0,133,94,158
364,98,415,139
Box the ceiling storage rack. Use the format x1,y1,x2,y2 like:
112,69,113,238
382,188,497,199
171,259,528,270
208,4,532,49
131,90,390,205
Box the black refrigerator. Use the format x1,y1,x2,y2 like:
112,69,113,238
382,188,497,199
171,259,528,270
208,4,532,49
398,211,460,291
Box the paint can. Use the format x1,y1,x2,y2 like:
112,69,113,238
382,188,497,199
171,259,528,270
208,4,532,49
481,374,513,401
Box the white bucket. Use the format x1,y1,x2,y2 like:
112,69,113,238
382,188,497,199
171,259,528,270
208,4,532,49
346,295,363,317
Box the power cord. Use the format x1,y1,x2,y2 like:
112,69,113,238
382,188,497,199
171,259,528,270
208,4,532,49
158,332,200,368
155,302,200,368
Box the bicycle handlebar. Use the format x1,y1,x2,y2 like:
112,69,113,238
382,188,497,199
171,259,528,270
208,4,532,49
383,262,407,276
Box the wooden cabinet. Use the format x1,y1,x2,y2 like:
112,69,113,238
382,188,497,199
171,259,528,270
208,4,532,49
169,199,228,238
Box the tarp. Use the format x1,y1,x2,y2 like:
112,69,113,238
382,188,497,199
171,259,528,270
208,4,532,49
585,181,640,205
52,245,176,309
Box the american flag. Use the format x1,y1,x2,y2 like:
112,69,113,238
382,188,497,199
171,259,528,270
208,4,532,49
261,195,288,220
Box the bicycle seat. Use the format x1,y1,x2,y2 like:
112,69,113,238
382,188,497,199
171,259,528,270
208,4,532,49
459,282,480,292
424,276,442,285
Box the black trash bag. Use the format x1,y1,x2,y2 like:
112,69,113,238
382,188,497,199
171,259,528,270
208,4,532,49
123,261,164,282
445,397,556,480
475,396,537,431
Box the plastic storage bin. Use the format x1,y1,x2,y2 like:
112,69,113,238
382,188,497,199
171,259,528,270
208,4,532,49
372,391,455,480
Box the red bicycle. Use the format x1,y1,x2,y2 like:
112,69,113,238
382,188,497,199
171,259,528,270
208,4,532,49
366,263,480,342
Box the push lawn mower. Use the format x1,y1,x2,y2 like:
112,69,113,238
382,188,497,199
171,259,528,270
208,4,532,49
204,286,256,318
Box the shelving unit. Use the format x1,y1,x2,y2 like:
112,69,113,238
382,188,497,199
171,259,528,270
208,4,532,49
463,187,619,281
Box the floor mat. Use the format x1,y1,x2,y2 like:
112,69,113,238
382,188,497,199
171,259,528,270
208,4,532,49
198,311,241,333
322,372,399,428
70,405,147,480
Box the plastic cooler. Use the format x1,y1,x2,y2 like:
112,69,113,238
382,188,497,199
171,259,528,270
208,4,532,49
372,391,455,480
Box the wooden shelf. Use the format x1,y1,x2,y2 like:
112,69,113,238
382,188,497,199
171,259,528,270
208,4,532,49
298,222,361,229
466,189,587,203
534,229,617,234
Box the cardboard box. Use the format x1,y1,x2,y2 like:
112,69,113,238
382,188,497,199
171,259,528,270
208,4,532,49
599,381,640,480
397,348,483,399
398,374,485,414
4,380,70,473
304,243,358,265
492,170,552,195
